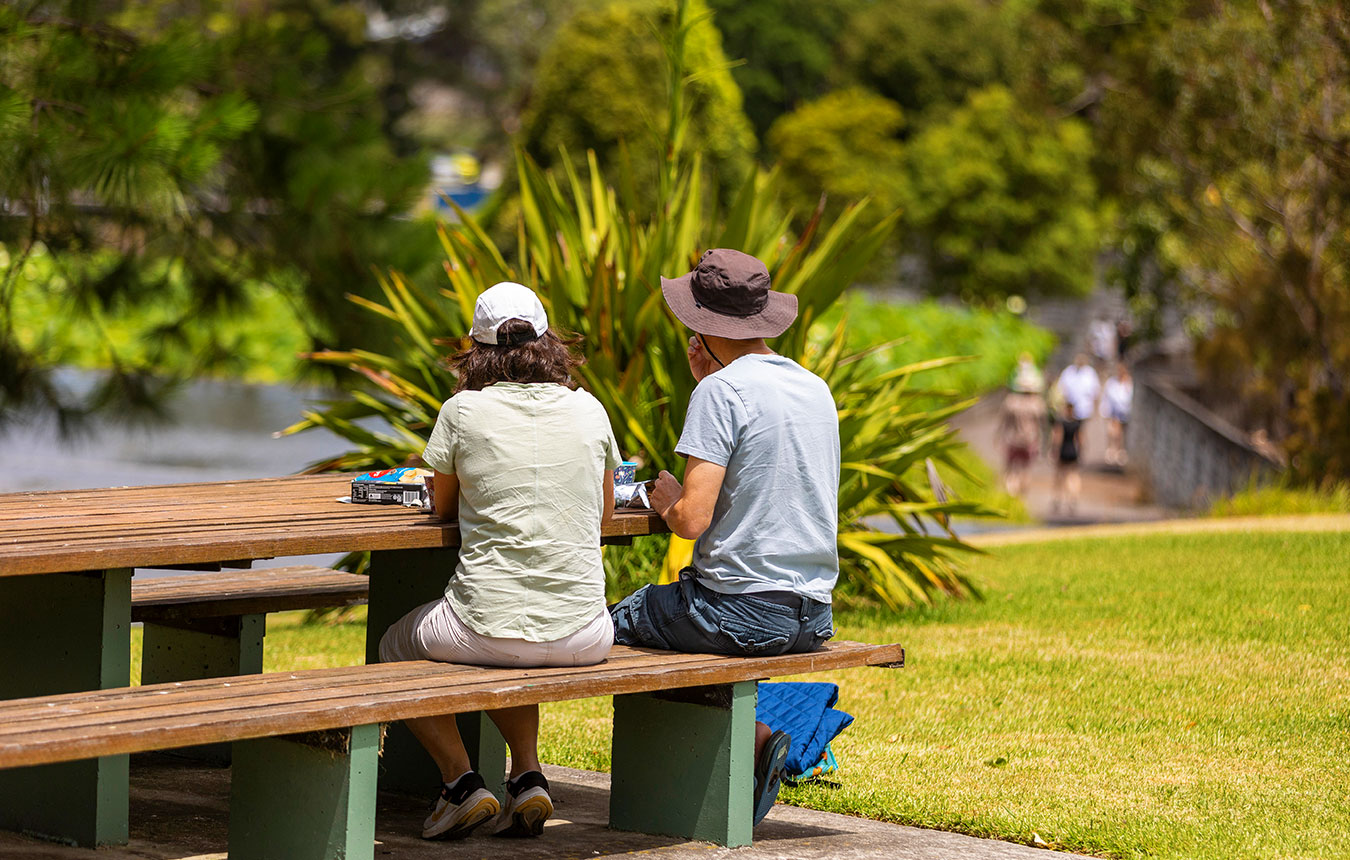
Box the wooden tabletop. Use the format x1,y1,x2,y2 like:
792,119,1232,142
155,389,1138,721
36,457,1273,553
0,474,666,577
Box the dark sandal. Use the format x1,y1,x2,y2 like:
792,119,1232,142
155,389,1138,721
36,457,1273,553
752,730,791,826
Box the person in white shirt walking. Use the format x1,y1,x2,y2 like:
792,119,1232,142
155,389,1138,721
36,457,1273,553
1057,354,1101,462
1101,363,1134,466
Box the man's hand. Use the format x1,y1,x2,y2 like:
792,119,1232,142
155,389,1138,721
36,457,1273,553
653,458,726,540
687,336,719,382
650,470,683,519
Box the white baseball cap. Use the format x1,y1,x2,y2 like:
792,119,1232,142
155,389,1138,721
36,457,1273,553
469,281,549,345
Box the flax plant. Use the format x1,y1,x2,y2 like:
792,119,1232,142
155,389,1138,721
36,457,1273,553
283,0,987,609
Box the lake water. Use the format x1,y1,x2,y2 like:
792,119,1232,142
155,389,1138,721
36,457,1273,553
1,371,359,571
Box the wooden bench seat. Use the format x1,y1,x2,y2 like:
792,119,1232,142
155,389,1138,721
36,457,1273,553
131,565,369,623
130,565,372,767
0,640,903,858
132,564,369,685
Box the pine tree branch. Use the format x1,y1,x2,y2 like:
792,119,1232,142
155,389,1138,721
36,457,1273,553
24,14,138,49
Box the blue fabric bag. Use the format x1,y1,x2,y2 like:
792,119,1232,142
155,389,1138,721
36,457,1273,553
755,681,853,779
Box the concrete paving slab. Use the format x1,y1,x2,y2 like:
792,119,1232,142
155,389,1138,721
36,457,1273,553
0,754,1094,860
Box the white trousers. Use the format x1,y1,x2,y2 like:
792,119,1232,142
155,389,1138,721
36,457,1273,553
378,596,613,668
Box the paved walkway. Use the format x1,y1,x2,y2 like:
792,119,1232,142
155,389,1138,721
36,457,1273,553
946,283,1183,529
952,392,1172,527
0,757,1096,860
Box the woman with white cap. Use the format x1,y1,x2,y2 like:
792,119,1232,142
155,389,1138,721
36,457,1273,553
378,282,621,841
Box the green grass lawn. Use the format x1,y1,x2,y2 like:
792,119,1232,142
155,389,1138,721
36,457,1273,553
132,530,1350,859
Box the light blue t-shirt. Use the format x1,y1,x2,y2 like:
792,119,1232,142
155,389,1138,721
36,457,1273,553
675,354,840,603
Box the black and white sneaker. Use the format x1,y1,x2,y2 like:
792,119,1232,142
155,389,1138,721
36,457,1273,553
422,771,500,840
493,770,553,837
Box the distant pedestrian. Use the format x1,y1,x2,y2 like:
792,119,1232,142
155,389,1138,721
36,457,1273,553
1090,319,1117,365
1057,354,1101,422
1051,401,1083,515
1101,363,1133,467
997,354,1047,496
1115,318,1133,361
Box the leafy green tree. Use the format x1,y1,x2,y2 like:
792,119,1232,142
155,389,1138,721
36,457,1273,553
835,0,1018,122
0,2,259,424
1004,0,1190,199
368,0,582,157
519,0,756,203
902,86,1100,302
1113,0,1350,479
197,3,435,347
0,1,433,426
706,0,861,138
766,88,907,230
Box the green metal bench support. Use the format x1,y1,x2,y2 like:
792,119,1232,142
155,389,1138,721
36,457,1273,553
0,569,132,847
366,548,507,800
228,724,380,860
610,681,757,847
140,613,265,764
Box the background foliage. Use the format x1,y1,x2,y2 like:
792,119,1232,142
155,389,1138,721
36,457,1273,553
288,0,989,610
1108,0,1350,481
519,0,755,207
901,86,1099,302
812,294,1056,396
10,0,1348,481
768,89,908,242
706,0,860,139
835,0,1017,121
0,0,433,429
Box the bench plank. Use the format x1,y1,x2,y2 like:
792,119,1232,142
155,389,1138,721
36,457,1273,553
0,641,903,769
132,567,370,622
0,652,756,738
0,649,707,726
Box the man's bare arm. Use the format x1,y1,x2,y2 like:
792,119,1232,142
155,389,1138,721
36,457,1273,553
649,456,726,540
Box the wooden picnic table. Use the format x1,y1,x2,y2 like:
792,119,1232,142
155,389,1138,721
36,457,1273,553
0,473,663,576
0,473,666,847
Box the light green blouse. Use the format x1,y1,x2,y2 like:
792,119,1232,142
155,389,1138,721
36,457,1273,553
422,382,621,642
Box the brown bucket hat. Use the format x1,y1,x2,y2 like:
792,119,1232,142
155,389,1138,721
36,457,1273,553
660,249,798,339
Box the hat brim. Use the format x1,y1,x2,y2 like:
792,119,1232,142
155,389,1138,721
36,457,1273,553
660,273,799,339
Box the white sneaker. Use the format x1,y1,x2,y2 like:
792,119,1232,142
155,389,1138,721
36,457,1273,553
422,772,500,840
494,770,553,837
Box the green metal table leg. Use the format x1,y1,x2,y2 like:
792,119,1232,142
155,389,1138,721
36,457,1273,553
228,724,380,860
610,681,757,847
0,569,132,847
141,613,265,764
365,549,506,799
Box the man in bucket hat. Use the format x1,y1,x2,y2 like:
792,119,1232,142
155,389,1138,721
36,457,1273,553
609,249,841,827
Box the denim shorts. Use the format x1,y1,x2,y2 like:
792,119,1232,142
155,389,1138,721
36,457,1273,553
609,570,834,657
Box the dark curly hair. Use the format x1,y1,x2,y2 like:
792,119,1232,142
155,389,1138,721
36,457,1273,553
449,319,584,393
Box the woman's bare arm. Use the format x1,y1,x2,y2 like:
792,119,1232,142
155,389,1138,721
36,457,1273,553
432,470,459,521
601,469,615,525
